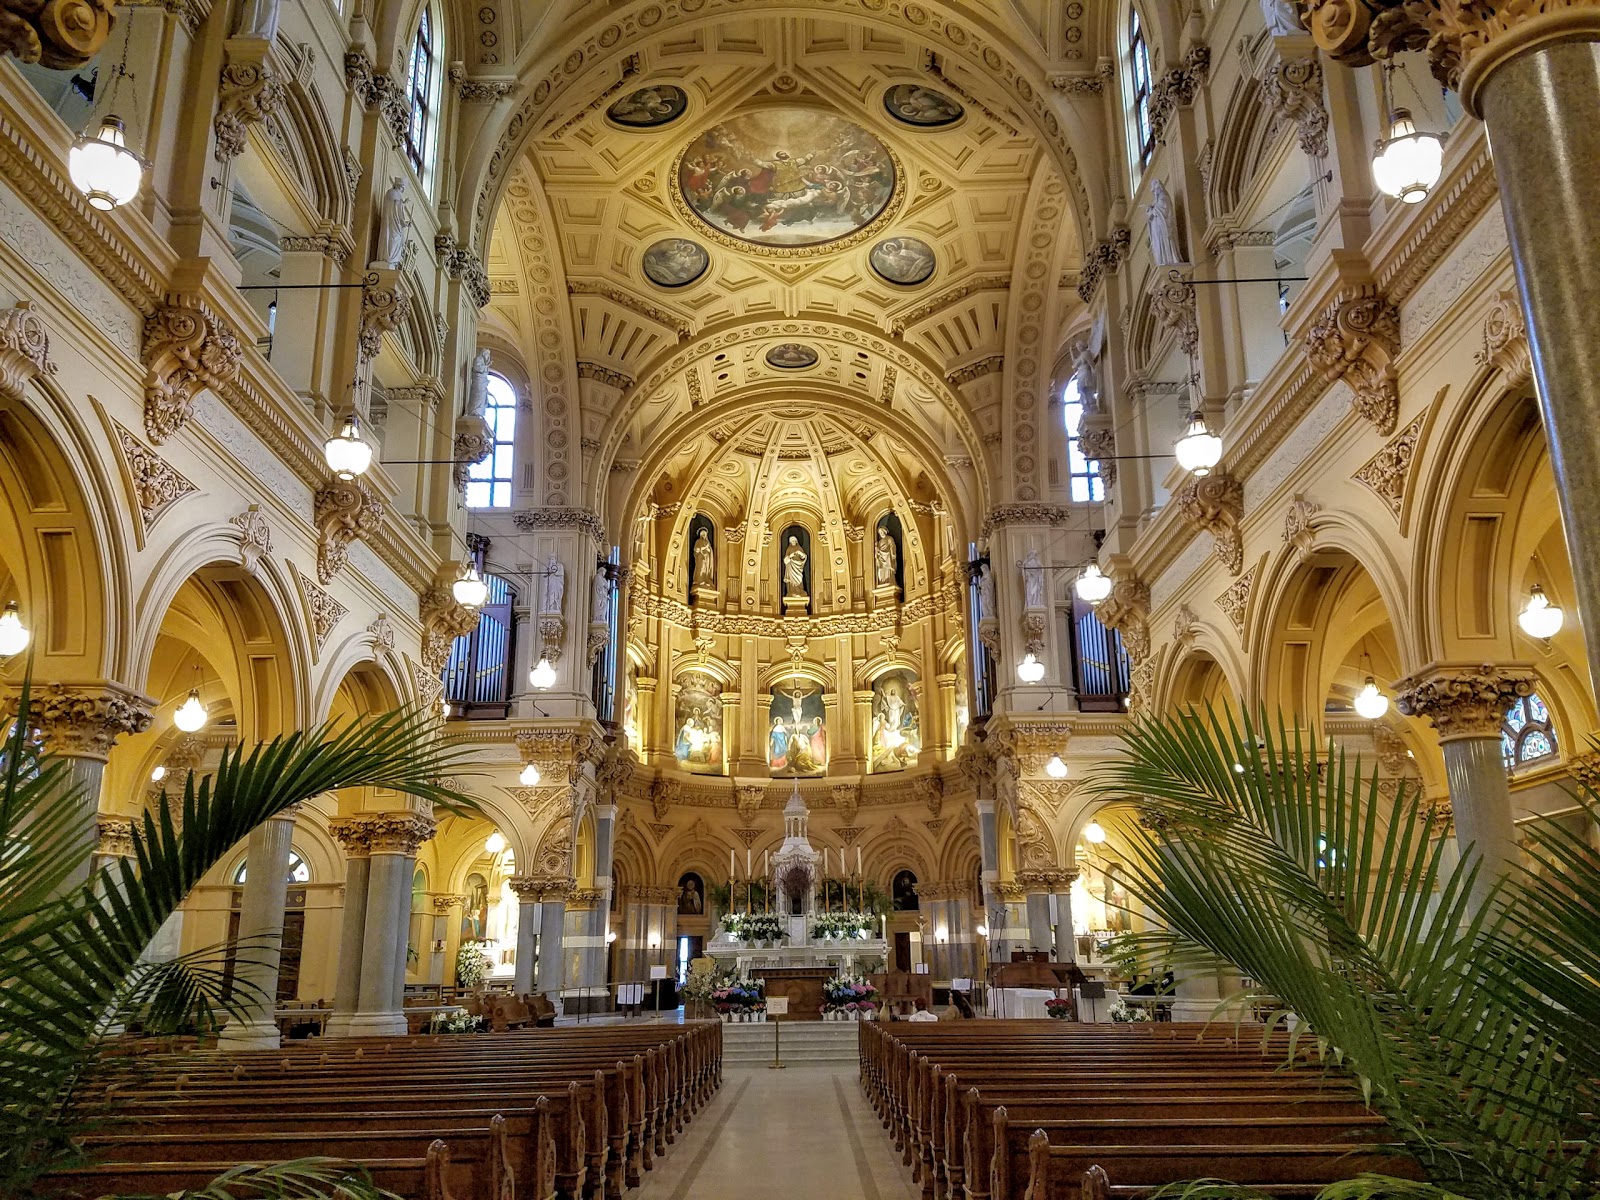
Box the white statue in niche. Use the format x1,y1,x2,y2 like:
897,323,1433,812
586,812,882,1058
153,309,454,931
692,527,716,590
1261,0,1303,35
1071,313,1106,411
1146,178,1183,267
873,524,898,587
466,349,491,418
377,178,412,269
782,535,808,597
232,0,279,39
540,553,565,614
591,566,610,624
977,564,996,621
1022,548,1046,609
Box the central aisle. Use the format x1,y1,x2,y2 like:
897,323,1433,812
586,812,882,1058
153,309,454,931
634,1063,918,1200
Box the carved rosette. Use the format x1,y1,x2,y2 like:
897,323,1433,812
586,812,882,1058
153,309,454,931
1476,288,1532,389
112,421,198,532
214,38,286,163
358,270,408,365
452,415,493,492
314,476,384,584
1303,285,1401,434
1098,576,1152,663
0,0,113,68
1258,40,1329,159
0,300,56,401
23,682,155,760
141,300,243,443
1177,471,1245,575
419,581,482,673
1395,663,1537,741
1147,268,1199,357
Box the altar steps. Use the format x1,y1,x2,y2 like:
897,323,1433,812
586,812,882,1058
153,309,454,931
721,1019,863,1065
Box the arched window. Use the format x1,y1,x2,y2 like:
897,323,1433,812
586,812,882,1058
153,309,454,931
1128,8,1155,172
233,851,310,885
466,372,517,508
1502,692,1558,769
1061,377,1104,503
404,8,437,175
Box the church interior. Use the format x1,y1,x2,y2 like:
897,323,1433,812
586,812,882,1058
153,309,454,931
2,0,1599,1193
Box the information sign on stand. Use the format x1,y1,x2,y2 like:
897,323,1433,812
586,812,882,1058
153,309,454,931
766,997,789,1069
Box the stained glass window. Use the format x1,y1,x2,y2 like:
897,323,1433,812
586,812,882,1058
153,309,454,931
1502,692,1558,769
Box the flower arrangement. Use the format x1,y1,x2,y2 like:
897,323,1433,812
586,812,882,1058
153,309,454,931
428,1009,487,1034
1044,997,1074,1020
822,974,879,1018
810,910,874,940
455,941,491,989
1108,997,1151,1023
710,976,767,1020
738,913,785,944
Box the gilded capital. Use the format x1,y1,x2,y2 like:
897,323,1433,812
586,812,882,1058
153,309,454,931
96,816,137,859
1395,662,1537,741
433,892,467,911
18,682,155,760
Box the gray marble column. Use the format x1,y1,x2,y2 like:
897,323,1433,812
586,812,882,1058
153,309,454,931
535,885,570,996
511,878,539,994
390,853,418,1004
1053,875,1079,963
1397,664,1534,906
1024,889,1053,951
348,814,434,1037
325,820,371,1039
217,809,297,1050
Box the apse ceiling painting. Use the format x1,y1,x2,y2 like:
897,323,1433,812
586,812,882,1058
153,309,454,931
676,108,898,250
882,84,964,127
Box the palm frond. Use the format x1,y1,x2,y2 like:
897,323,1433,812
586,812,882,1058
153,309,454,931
107,1158,405,1200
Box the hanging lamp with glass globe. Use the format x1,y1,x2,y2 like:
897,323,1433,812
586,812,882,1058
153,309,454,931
0,601,31,656
1354,676,1390,720
1017,652,1046,684
150,765,167,783
529,657,557,690
70,115,146,211
1045,754,1068,779
174,688,208,732
1084,820,1107,845
1518,583,1565,639
519,761,542,786
324,412,373,480
452,563,489,608
1371,63,1443,204
1174,412,1223,476
1075,562,1113,605
484,831,507,855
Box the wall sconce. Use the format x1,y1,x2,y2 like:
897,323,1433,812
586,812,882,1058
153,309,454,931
647,931,662,950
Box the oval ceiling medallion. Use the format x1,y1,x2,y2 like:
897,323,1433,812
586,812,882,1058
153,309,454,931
607,85,689,127
869,236,937,286
765,343,819,370
641,237,710,287
883,84,965,127
676,108,898,250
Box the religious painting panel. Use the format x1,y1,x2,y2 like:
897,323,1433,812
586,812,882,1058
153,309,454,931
673,672,724,774
461,871,489,941
676,109,896,248
677,871,706,916
869,668,921,773
892,869,919,911
607,84,689,127
765,342,819,369
768,679,828,777
868,237,937,286
642,237,710,288
882,84,965,127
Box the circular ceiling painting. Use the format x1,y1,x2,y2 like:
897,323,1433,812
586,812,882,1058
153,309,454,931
642,237,709,287
869,236,937,286
607,85,688,127
883,84,964,127
766,343,819,369
677,109,897,249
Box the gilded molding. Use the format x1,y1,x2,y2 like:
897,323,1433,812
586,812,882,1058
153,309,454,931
96,816,136,858
18,681,154,760
1395,663,1537,741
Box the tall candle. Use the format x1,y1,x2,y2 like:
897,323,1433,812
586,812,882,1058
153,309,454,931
822,848,828,875
746,849,751,877
764,850,770,875
857,847,863,875
730,848,735,877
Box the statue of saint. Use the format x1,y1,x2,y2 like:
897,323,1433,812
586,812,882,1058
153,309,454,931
1022,548,1046,610
977,564,996,621
377,178,411,268
232,0,279,38
466,349,491,418
692,527,716,589
539,552,565,615
1261,0,1303,35
1071,313,1105,411
782,535,808,597
873,525,898,587
590,566,610,624
1146,178,1183,267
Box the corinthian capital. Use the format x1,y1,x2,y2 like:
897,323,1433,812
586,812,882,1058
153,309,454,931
18,682,155,760
1395,662,1537,741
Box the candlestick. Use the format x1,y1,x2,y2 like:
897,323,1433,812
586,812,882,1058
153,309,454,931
764,849,770,876
730,848,735,877
857,847,863,875
746,848,751,877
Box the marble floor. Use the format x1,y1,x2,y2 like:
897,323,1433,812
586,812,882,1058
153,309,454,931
633,1064,918,1200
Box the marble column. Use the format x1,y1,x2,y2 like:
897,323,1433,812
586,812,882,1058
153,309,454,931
1397,664,1534,905
348,813,434,1037
27,683,153,890
325,819,371,1038
1053,876,1079,963
510,877,540,994
1019,875,1054,952
535,879,573,996
217,807,298,1050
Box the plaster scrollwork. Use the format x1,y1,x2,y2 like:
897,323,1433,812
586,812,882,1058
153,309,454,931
112,421,197,532
1568,748,1600,790
358,270,407,365
433,232,492,308
96,817,137,859
1215,564,1258,635
1352,412,1425,521
1395,663,1537,741
366,613,395,651
1176,471,1245,575
832,783,861,825
1257,41,1329,159
650,777,680,822
1476,288,1532,389
1077,227,1131,304
419,580,482,673
1282,492,1321,562
214,37,285,163
1079,418,1116,486
736,784,766,826
1174,603,1198,645
17,681,154,761
512,507,606,544
452,415,493,493
0,300,55,400
539,615,568,666
915,774,944,818
1098,576,1152,663
1021,610,1048,659
1128,657,1157,715
1148,45,1211,144
141,298,243,444
0,0,113,68
229,504,273,571
343,49,408,143
1303,285,1401,434
1147,268,1199,356
314,476,384,583
294,566,349,652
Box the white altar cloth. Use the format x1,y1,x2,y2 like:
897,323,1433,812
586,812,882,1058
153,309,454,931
987,986,1058,1019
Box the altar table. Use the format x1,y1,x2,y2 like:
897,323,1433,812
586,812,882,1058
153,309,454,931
751,965,837,1021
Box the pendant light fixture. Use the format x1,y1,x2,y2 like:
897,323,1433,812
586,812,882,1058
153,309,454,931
1353,651,1389,720
1045,753,1068,779
529,657,557,690
1017,652,1046,684
1371,61,1444,204
68,33,145,211
323,411,373,479
1174,411,1223,476
451,562,488,608
174,677,208,732
1518,583,1565,639
1075,562,1112,605
519,761,541,786
484,831,507,855
0,601,31,656
1084,820,1107,844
